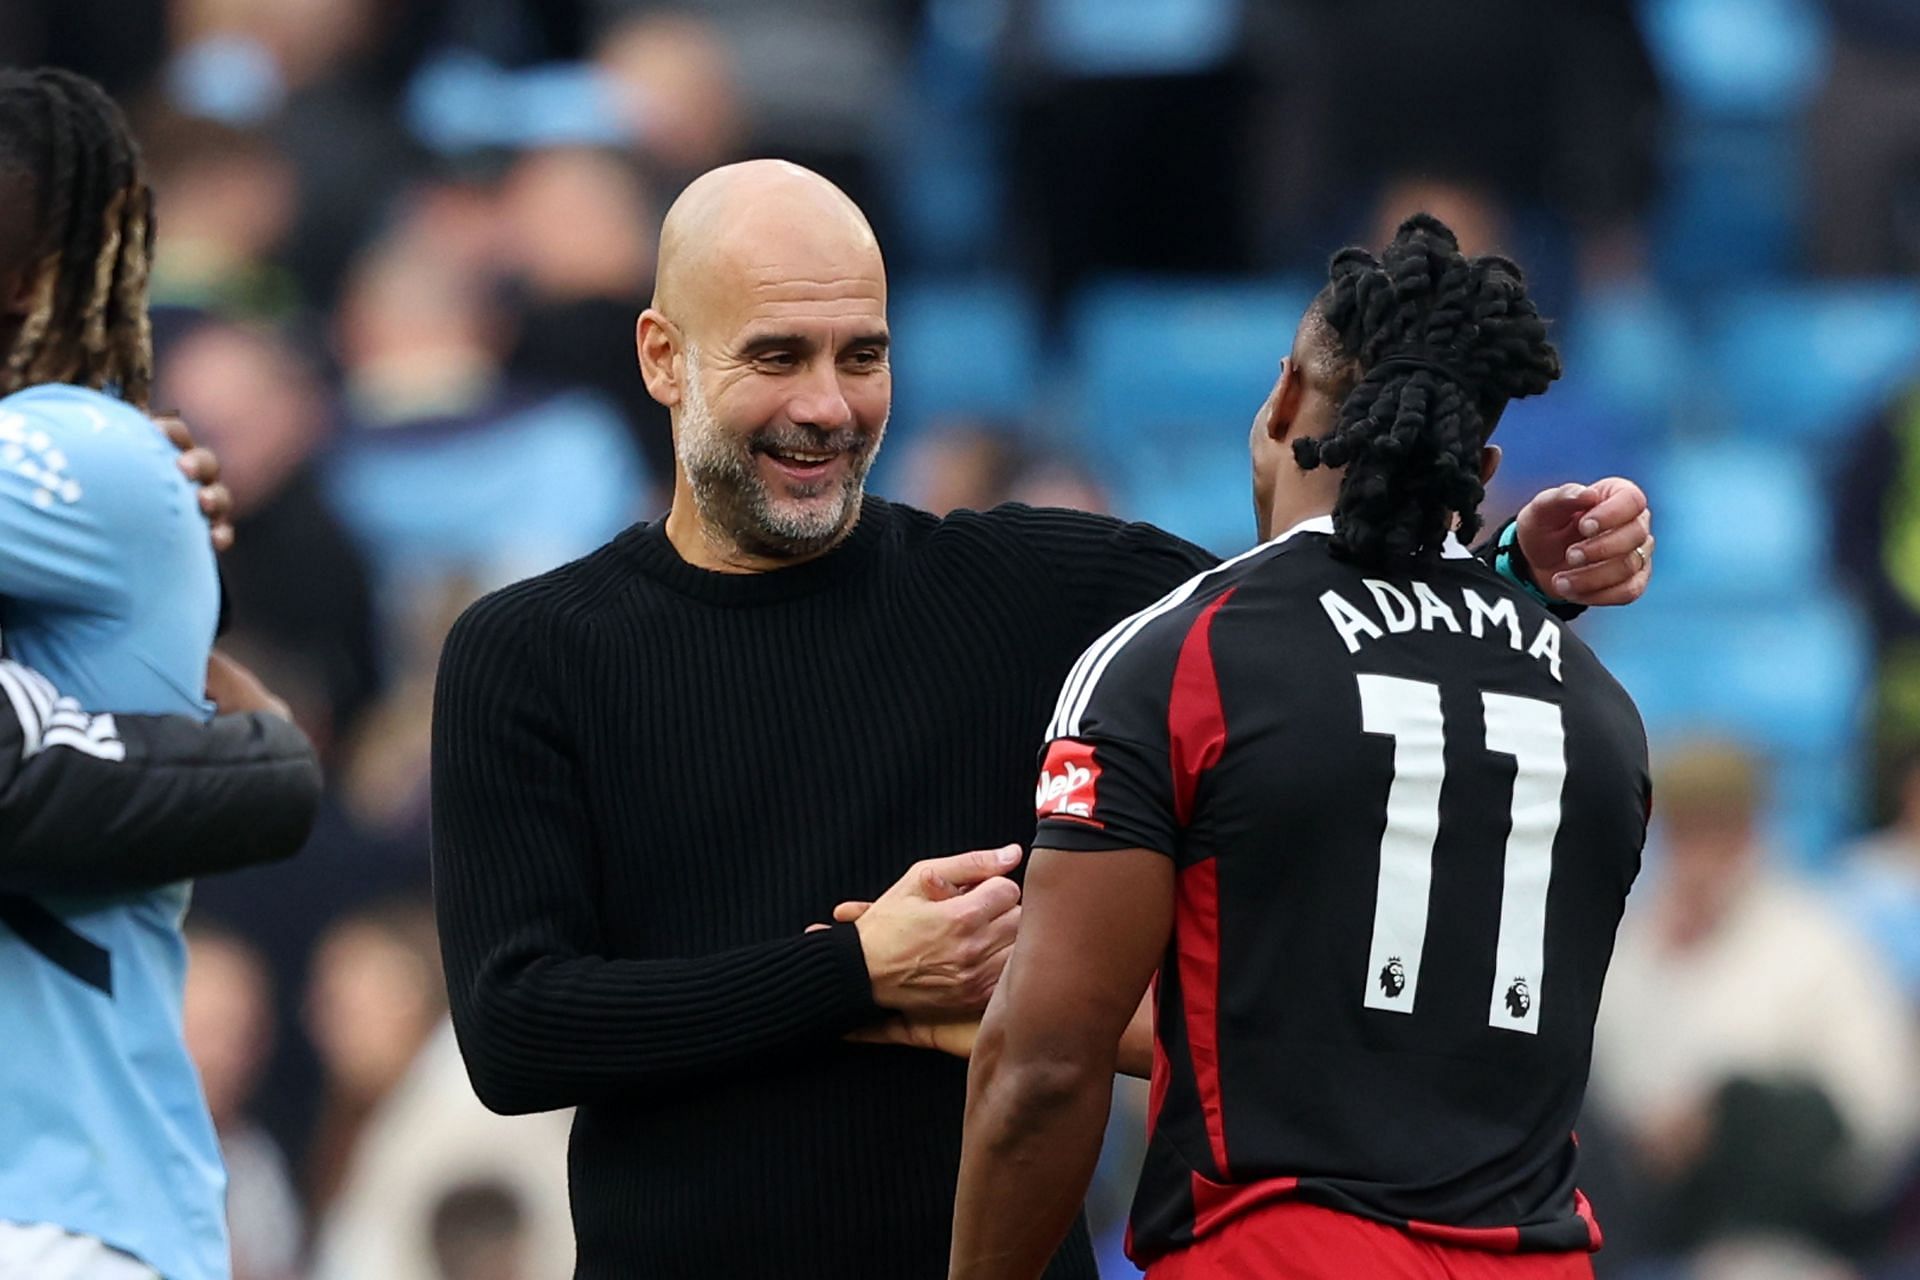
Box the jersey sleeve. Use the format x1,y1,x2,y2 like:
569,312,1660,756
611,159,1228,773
1033,599,1203,859
0,397,161,612
0,659,321,893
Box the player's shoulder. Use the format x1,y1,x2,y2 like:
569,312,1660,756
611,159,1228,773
446,532,638,653
920,500,1215,572
0,385,176,506
1046,531,1297,739
1,384,158,443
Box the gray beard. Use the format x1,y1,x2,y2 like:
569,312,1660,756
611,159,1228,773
675,353,883,560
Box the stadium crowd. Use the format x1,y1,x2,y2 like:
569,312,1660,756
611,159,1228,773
5,0,1920,1276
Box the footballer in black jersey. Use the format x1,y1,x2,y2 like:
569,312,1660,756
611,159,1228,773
952,216,1651,1280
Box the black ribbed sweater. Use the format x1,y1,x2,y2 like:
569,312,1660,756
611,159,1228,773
430,497,1215,1279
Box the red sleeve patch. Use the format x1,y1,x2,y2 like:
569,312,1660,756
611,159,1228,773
1036,738,1103,826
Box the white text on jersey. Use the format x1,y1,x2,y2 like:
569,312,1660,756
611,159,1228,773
1317,581,1563,681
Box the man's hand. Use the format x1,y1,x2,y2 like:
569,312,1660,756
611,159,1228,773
157,413,235,552
1514,478,1653,606
843,845,1024,1016
845,1014,980,1059
205,650,292,721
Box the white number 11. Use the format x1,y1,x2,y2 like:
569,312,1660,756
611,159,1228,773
1356,674,1566,1035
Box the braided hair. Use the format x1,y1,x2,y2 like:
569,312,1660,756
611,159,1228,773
0,68,156,408
1294,213,1560,566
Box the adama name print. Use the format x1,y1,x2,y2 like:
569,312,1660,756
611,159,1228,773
1317,579,1564,681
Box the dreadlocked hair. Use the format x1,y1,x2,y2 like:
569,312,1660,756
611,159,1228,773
0,68,156,408
1293,213,1560,567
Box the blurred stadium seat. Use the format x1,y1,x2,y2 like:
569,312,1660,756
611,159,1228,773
1072,276,1313,552
1643,440,1828,600
1590,595,1870,856
1032,0,1241,76
1705,283,1920,444
886,278,1047,437
1651,120,1803,292
1640,0,1829,290
1558,285,1693,431
1639,0,1829,120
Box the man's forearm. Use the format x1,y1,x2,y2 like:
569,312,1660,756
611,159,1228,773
0,709,321,894
449,921,885,1115
951,1036,1116,1280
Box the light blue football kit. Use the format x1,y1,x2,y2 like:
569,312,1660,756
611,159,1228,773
0,385,226,1279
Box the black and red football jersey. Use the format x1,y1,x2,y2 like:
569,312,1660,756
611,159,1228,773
1032,516,1651,1265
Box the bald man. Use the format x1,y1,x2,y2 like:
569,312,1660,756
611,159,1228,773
430,161,1655,1280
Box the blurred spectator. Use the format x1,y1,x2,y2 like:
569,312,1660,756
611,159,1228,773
1837,386,1920,787
304,899,449,1221
308,1024,574,1280
1590,741,1920,1259
323,230,649,603
429,1182,532,1280
895,419,1112,515
997,0,1273,301
0,0,168,96
1808,0,1920,276
591,2,912,214
497,145,675,485
165,0,425,305
1689,1236,1863,1280
1367,177,1510,261
1294,0,1661,287
157,321,381,768
896,420,1026,514
1830,747,1920,1004
141,111,303,321
1004,451,1110,513
183,924,304,1280
593,12,745,177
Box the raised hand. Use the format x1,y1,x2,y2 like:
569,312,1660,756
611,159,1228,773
1514,477,1653,607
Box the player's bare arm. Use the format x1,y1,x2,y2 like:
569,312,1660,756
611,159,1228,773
949,845,1173,1280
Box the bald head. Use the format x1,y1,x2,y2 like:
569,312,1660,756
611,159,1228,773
637,160,893,573
653,160,883,340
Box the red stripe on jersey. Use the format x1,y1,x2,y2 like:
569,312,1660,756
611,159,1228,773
1188,1170,1301,1238
1176,858,1229,1176
1146,972,1170,1135
1404,1217,1524,1252
1573,1189,1603,1251
1167,588,1235,826
1167,588,1235,1178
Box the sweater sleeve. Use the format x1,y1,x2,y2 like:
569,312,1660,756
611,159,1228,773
990,505,1221,655
430,591,885,1115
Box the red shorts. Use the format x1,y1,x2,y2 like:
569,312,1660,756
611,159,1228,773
1144,1203,1596,1280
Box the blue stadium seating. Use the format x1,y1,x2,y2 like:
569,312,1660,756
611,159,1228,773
886,278,1047,439
1643,440,1828,601
1651,120,1803,292
1587,593,1871,858
1071,277,1315,552
1638,0,1829,120
1557,286,1693,432
1032,0,1241,76
1705,284,1920,444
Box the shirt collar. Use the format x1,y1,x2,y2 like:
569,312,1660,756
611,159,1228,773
1270,513,1476,559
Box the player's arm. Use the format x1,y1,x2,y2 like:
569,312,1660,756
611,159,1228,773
950,845,1173,1280
434,596,1024,1113
1496,476,1653,609
0,658,321,893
